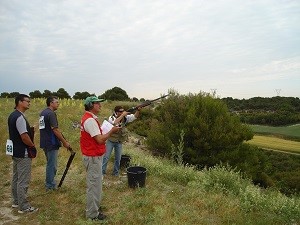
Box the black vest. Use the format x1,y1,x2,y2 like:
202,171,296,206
8,110,33,158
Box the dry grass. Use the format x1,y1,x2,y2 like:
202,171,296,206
247,135,300,154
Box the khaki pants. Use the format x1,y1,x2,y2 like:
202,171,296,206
82,155,103,219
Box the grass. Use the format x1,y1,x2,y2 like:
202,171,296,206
249,124,300,139
247,135,300,155
0,98,300,224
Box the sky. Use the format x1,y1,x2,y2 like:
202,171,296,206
0,0,299,100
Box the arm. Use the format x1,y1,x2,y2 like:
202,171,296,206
133,107,142,118
49,111,70,149
93,126,120,144
53,128,70,149
20,133,35,147
110,112,128,125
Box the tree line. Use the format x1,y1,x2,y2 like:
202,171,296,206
222,96,300,126
0,87,145,102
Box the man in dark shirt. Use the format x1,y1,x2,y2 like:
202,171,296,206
39,96,70,191
8,94,38,213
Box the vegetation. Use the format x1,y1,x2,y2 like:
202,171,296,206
222,96,300,126
0,94,300,224
0,96,299,224
247,135,300,154
250,124,300,140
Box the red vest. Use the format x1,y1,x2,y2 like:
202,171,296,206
80,112,106,156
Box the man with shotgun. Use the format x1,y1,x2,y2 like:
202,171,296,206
39,96,71,191
102,94,169,177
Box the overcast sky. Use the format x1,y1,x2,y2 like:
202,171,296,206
0,0,299,99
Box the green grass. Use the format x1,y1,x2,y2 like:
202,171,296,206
1,98,300,224
250,124,300,139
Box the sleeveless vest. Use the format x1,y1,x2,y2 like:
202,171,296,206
8,110,33,158
80,112,106,156
108,114,129,143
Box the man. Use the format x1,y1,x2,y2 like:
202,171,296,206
7,94,38,213
102,105,141,176
80,96,120,221
39,96,70,191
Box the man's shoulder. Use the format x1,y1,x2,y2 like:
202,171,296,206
41,108,54,115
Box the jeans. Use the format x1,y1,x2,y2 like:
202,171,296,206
102,140,122,176
43,149,58,190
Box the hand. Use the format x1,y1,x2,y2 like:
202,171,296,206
121,111,129,116
28,146,37,158
111,126,122,133
63,141,71,149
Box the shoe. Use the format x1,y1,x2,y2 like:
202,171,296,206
92,212,107,220
12,204,18,208
46,187,57,192
18,206,39,214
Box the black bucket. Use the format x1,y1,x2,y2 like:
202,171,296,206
120,154,131,169
126,166,147,188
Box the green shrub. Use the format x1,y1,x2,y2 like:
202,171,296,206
146,91,253,167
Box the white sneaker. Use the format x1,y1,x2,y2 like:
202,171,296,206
12,204,18,208
18,206,39,214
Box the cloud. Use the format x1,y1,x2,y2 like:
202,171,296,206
0,0,299,99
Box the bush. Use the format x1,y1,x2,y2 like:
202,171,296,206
146,91,253,167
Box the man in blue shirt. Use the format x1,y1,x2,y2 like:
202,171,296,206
39,96,70,191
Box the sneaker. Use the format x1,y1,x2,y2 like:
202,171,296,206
12,204,19,208
18,206,39,214
92,212,107,221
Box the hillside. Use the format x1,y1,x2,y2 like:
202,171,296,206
0,135,299,225
0,98,299,224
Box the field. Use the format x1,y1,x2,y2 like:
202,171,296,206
246,135,300,155
250,124,300,139
248,124,300,155
0,98,299,224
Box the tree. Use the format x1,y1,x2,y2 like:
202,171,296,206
99,87,129,101
42,90,52,98
146,90,253,167
0,92,10,98
132,97,139,102
9,92,20,98
73,91,92,100
29,90,42,98
56,88,71,99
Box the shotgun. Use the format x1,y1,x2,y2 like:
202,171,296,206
127,94,169,113
58,147,76,188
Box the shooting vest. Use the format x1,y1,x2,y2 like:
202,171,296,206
80,112,106,156
108,114,129,143
8,110,33,158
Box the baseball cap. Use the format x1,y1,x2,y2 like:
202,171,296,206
84,96,105,105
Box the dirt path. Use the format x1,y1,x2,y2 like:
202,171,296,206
0,162,20,225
